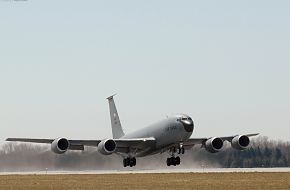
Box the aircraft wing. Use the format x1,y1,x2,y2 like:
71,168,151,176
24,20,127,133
6,137,156,152
6,138,101,146
6,138,54,144
182,133,259,148
5,138,100,150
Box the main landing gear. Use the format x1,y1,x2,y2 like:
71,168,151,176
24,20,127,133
166,147,185,166
123,157,136,167
167,156,180,166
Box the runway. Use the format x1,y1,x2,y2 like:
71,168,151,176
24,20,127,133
1,167,290,175
1,169,289,190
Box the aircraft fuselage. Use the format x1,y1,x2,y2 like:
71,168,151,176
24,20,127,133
121,114,194,157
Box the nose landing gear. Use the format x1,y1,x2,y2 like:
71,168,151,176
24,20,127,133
123,157,136,167
178,147,185,154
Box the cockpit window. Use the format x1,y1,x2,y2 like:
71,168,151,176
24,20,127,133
182,117,192,121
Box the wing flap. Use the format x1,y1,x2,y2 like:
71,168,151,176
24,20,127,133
69,144,84,151
68,140,101,147
115,137,156,149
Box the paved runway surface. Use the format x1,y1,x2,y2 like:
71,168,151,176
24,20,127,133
1,167,289,175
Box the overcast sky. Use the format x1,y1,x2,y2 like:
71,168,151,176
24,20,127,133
0,1,289,142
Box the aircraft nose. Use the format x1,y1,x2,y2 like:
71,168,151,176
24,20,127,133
181,120,194,132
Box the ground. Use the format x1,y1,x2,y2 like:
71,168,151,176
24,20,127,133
0,172,289,190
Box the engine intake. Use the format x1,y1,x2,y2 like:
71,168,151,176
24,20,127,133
205,137,223,153
231,135,250,150
97,139,117,155
51,137,70,154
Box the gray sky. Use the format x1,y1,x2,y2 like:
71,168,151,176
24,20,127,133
0,1,289,142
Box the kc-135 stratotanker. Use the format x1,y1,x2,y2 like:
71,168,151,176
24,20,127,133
7,95,259,167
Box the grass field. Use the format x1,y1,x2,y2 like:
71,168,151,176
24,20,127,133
0,172,289,190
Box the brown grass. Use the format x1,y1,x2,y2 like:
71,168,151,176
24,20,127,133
0,172,289,190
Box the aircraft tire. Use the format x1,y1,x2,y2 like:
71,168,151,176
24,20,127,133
167,157,181,166
166,158,171,166
170,157,175,166
123,158,127,167
129,158,134,167
132,157,136,166
175,156,180,165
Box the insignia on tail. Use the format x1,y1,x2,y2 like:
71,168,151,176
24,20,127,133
107,94,125,139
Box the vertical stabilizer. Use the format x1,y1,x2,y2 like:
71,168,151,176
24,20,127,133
107,94,125,139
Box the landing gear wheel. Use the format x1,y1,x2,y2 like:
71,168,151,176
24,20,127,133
129,158,135,167
123,157,137,167
181,147,185,154
132,157,136,166
126,158,130,166
123,159,127,167
166,158,171,166
175,156,180,165
173,159,177,166
166,156,181,166
169,157,174,166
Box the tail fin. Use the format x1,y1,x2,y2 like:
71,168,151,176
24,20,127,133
107,94,125,139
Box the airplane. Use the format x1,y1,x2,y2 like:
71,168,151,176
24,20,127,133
6,94,259,167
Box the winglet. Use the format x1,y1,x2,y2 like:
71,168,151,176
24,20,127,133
107,93,117,100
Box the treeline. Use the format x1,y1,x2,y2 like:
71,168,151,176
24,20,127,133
191,136,290,168
0,143,123,171
0,136,289,171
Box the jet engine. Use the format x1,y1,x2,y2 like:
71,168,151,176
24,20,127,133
51,137,70,154
97,139,117,155
231,135,250,150
205,137,223,153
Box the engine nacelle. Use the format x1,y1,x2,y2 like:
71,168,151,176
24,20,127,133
205,137,224,153
97,139,117,155
51,137,70,154
231,135,250,150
